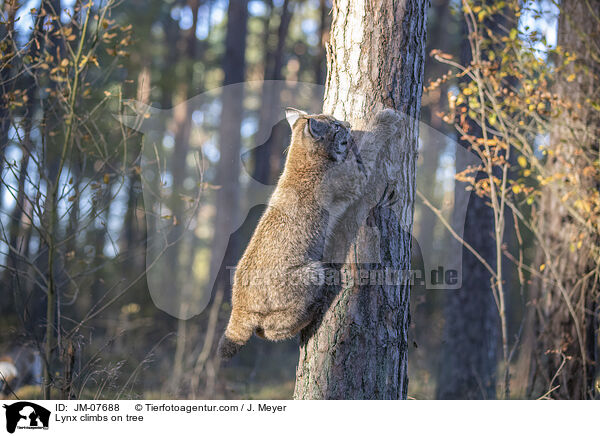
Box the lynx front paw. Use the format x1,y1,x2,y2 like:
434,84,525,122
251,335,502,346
374,108,400,137
375,108,401,125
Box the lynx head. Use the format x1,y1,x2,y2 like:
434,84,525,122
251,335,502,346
284,108,353,167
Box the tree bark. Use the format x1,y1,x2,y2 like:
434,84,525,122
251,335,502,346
294,0,427,399
531,0,600,399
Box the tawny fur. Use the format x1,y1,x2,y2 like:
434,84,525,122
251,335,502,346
217,108,400,360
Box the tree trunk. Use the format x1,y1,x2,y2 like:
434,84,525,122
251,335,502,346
413,0,456,261
251,0,293,185
313,0,330,89
167,0,200,394
0,0,18,212
531,0,600,399
435,4,503,399
2,0,47,293
436,154,499,399
294,0,428,399
200,0,249,398
209,0,249,296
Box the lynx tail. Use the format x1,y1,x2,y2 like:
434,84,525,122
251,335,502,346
217,309,255,361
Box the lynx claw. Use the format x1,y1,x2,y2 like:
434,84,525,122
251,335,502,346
376,184,400,209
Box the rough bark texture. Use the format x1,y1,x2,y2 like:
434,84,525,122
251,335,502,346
294,0,427,400
531,0,600,399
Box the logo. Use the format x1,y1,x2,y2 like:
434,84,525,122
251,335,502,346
116,81,478,319
2,402,50,434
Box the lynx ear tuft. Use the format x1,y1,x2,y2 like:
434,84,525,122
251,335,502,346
285,107,307,128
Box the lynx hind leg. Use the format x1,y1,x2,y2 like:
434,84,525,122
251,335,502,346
260,265,324,341
260,304,318,341
260,310,298,341
288,299,323,337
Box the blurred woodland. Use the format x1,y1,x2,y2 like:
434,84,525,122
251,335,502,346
0,0,598,400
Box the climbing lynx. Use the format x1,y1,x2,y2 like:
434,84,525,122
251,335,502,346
217,108,401,360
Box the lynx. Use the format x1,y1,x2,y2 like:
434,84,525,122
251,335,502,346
217,108,401,360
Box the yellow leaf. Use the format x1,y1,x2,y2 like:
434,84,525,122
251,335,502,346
540,264,546,271
566,73,576,82
103,173,110,184
517,156,527,168
512,184,521,194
